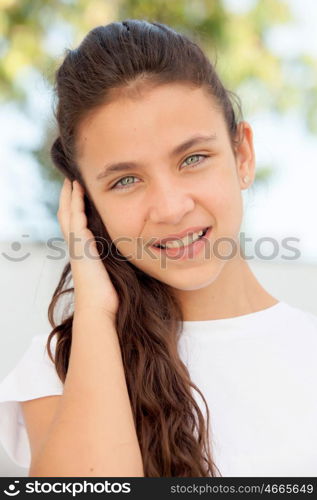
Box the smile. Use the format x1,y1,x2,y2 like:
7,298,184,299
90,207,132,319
150,226,212,260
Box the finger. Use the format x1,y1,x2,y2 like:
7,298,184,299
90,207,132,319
68,180,98,261
69,180,88,235
57,178,72,243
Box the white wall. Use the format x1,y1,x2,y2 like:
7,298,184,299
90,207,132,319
0,242,316,476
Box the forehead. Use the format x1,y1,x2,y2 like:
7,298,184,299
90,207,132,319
76,83,225,161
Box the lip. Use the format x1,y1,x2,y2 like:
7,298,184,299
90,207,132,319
151,225,211,246
150,226,213,260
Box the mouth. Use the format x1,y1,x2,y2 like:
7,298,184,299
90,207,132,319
151,226,211,251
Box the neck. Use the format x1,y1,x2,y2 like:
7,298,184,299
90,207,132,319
173,254,278,321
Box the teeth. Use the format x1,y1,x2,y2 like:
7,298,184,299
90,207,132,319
155,229,206,249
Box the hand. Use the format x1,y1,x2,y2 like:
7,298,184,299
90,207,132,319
57,178,119,321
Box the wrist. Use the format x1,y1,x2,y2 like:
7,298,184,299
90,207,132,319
74,304,117,324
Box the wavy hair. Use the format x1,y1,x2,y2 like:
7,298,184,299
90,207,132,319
47,19,243,477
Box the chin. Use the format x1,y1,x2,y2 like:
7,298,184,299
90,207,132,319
161,265,223,291
171,277,216,292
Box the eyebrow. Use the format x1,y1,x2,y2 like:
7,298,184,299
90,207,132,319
95,133,217,181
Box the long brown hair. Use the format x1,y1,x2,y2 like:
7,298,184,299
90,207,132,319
47,19,242,477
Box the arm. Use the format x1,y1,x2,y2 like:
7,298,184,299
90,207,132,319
30,309,144,477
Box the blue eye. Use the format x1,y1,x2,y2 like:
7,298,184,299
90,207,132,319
183,154,207,168
111,176,137,189
110,154,208,190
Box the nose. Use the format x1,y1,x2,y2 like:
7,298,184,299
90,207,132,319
146,179,195,225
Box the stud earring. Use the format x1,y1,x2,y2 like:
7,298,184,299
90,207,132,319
243,175,250,184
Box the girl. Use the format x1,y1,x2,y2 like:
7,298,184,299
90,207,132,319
0,19,316,477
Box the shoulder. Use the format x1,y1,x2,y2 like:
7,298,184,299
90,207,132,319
280,301,317,328
0,334,63,400
0,334,63,469
275,302,317,351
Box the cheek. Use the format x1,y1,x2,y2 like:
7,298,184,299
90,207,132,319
203,171,243,230
96,199,141,239
95,202,145,260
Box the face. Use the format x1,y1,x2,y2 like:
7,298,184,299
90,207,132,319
76,83,255,291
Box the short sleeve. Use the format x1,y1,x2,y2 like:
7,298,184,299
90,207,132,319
0,334,64,469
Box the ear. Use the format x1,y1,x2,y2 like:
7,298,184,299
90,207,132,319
233,121,255,190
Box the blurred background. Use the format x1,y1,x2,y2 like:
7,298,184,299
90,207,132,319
0,0,316,475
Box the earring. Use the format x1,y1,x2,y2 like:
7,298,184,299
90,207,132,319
243,175,250,184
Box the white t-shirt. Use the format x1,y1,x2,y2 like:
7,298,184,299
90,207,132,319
0,300,316,476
